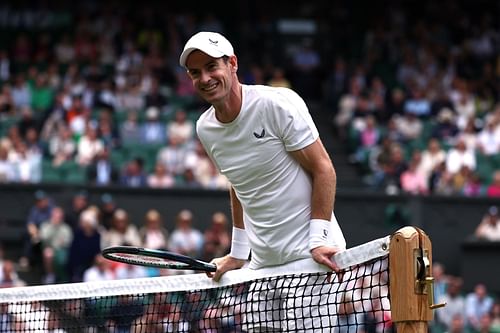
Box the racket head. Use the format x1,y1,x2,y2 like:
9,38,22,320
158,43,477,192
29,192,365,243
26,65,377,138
102,246,216,272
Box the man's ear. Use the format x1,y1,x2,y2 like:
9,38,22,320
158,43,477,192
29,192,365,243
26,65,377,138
229,55,238,73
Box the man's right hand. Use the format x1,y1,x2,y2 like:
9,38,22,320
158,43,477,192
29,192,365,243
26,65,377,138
207,255,246,282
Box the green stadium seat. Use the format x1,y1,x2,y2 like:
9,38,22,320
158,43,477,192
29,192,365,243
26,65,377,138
42,168,63,183
64,168,87,184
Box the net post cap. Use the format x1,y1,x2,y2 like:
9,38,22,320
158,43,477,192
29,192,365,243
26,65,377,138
179,31,234,68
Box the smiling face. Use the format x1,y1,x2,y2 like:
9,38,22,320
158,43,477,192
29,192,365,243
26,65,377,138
185,51,238,105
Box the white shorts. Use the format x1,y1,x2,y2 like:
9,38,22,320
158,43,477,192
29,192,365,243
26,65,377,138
242,259,338,332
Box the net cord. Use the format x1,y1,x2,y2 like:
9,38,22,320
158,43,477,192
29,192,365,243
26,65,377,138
0,235,390,303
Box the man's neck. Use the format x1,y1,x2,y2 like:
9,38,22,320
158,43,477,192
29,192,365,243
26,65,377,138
213,82,242,123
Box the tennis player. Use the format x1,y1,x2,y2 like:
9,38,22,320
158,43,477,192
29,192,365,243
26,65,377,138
180,31,346,331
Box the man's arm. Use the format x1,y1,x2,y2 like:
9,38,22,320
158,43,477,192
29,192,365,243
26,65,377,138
290,138,341,272
289,138,336,220
230,186,245,229
207,187,247,281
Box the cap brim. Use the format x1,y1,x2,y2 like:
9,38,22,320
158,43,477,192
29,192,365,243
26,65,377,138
179,47,226,68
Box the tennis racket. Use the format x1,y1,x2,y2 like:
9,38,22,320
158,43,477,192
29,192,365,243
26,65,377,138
102,246,217,272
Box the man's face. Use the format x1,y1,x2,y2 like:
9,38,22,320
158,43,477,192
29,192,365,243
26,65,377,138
186,50,236,104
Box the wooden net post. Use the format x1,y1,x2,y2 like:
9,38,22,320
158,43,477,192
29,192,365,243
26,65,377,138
389,226,446,332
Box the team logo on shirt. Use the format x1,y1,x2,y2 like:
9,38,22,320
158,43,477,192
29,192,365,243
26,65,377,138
253,128,265,139
323,230,328,239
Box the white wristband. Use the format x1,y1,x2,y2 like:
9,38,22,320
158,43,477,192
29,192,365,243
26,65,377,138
230,226,251,260
309,219,331,251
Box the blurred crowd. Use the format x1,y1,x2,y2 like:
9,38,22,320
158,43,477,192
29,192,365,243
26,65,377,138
0,1,497,195
431,263,500,333
326,2,500,197
0,190,231,286
0,1,498,332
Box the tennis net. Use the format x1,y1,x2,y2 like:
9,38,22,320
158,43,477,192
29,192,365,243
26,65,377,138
0,236,391,332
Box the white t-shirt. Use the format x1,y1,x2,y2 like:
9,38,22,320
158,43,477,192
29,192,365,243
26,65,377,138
197,85,346,269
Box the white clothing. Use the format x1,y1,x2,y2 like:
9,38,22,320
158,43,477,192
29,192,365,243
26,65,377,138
83,267,114,282
168,228,204,257
101,225,142,249
418,150,446,180
197,85,346,269
476,218,500,241
167,120,194,143
76,136,104,166
445,148,476,174
476,128,500,155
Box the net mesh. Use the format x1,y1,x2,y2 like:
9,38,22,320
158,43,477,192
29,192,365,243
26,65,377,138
0,237,392,333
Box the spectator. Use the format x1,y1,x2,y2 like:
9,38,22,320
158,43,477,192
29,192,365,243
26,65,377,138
432,108,459,145
20,190,54,268
11,74,31,109
457,119,478,152
86,147,119,186
351,115,381,165
418,138,447,185
490,302,500,333
400,151,428,195
157,135,190,176
119,111,142,145
98,193,117,230
394,112,423,143
147,162,175,188
202,212,230,262
431,162,455,195
101,209,141,249
65,190,89,231
39,206,73,284
168,209,204,259
140,106,166,145
486,171,500,198
379,144,408,192
333,79,362,141
445,314,468,333
166,109,194,145
97,110,120,149
67,209,102,282
476,118,500,156
445,139,476,175
475,206,500,241
267,68,291,89
453,92,476,131
30,73,55,116
435,277,466,332
120,157,148,187
433,262,450,305
139,209,169,250
48,125,76,167
465,283,494,331
0,260,26,288
462,172,484,197
178,168,201,188
0,146,15,182
76,125,104,166
403,86,431,118
144,78,168,111
66,95,91,138
82,254,114,282
10,140,42,183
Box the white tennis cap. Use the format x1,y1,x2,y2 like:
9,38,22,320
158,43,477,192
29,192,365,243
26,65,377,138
179,31,234,68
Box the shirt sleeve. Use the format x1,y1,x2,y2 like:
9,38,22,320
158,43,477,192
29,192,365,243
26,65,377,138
271,88,319,152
